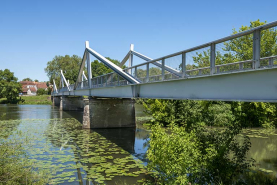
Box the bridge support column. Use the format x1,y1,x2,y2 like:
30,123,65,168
60,96,84,111
83,98,136,128
60,96,63,111
52,96,61,107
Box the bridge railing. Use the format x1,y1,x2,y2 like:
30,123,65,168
54,21,277,93
75,72,129,90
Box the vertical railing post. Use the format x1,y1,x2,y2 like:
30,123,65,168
253,29,261,69
117,75,120,86
239,63,243,70
105,75,107,86
128,44,134,74
182,53,186,78
210,43,216,75
86,41,92,88
146,63,149,83
162,59,165,80
269,58,273,67
134,67,137,78
217,66,220,73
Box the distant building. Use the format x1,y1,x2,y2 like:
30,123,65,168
20,81,48,95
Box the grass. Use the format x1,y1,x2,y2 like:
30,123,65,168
20,95,52,105
0,95,52,105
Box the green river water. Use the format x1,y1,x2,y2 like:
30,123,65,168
0,104,276,184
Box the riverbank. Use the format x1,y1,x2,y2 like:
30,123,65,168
0,95,52,105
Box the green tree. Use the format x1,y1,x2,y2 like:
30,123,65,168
44,55,82,87
0,69,22,102
143,99,204,128
90,57,125,78
147,123,254,185
190,20,277,71
22,77,32,81
37,88,47,96
34,79,39,82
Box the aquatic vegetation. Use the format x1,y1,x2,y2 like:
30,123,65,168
0,118,149,184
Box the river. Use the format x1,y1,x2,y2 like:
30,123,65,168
0,104,276,184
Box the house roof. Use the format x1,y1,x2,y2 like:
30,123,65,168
20,81,36,85
29,87,37,92
22,86,36,93
36,82,47,89
20,81,48,92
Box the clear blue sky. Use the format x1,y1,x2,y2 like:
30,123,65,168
0,0,276,82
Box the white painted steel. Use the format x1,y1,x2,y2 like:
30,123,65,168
53,80,58,93
131,50,182,77
253,30,261,69
86,47,140,84
74,51,87,89
60,70,70,91
53,21,277,102
53,68,277,102
128,44,134,74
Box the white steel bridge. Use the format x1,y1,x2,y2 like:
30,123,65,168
52,21,277,102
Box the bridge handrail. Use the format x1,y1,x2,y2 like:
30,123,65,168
259,55,277,60
59,54,277,92
122,21,277,71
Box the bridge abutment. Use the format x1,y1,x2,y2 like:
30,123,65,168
82,98,136,129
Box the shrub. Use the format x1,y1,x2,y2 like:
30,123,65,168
147,123,254,185
36,88,47,96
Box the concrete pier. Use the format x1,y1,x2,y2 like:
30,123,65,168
55,96,136,129
83,98,136,129
60,96,84,111
52,96,61,107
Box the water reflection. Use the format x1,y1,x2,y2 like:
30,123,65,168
0,105,150,184
43,118,149,184
1,104,276,182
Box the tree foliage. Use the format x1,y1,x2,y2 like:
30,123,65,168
0,69,22,102
147,123,254,184
90,57,125,78
22,77,32,81
45,55,125,87
191,20,277,70
37,88,47,96
44,55,82,87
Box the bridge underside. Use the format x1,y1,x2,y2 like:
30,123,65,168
53,68,277,102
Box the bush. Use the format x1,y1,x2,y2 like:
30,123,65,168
232,102,277,128
147,123,254,185
0,120,49,184
36,88,47,96
143,99,203,129
147,124,216,184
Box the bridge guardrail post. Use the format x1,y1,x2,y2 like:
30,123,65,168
134,67,137,79
105,75,108,86
253,29,261,69
146,63,149,82
210,43,216,75
182,53,186,78
162,59,165,80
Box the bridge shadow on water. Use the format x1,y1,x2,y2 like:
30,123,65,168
57,108,136,154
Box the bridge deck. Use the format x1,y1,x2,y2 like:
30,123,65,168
52,21,277,102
